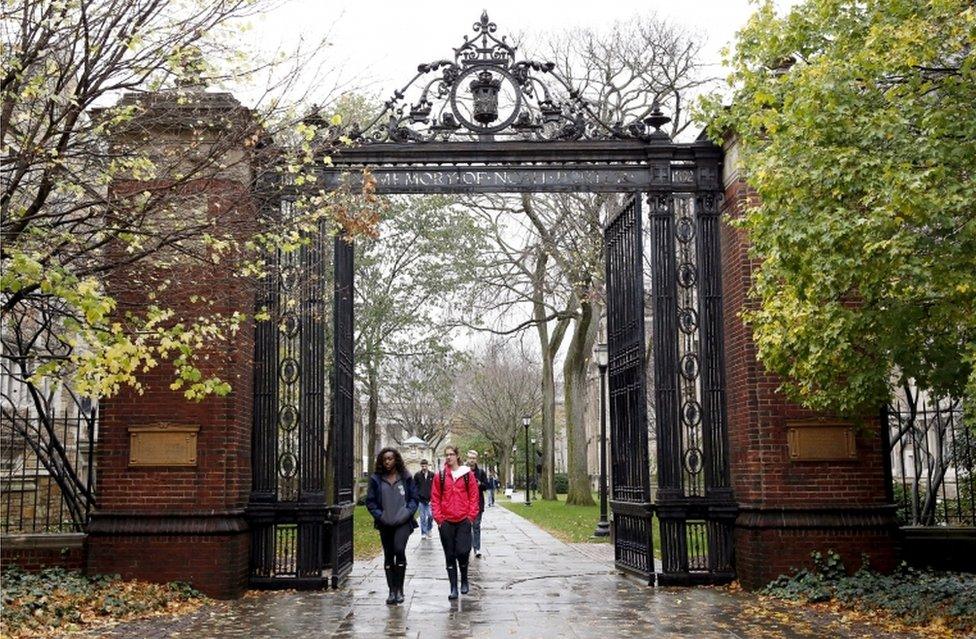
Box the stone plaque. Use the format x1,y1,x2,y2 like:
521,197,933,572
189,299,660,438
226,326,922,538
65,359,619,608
129,424,199,467
787,421,856,461
320,165,654,194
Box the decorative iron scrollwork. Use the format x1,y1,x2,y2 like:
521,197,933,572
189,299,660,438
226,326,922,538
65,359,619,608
349,12,667,143
673,195,705,497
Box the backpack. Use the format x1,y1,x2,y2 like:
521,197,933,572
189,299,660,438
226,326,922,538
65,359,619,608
438,468,471,491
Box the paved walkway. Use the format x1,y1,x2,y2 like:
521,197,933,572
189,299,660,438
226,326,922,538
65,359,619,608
92,505,921,638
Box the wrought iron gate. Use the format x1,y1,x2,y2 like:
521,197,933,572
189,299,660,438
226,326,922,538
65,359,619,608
247,12,735,589
604,193,655,580
328,234,355,587
605,167,735,585
246,186,355,588
648,165,736,585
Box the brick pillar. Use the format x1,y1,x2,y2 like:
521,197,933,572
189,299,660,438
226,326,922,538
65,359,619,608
87,90,256,598
720,139,898,590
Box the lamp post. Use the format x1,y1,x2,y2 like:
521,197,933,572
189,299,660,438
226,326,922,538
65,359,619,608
530,438,537,501
522,415,532,506
593,342,611,537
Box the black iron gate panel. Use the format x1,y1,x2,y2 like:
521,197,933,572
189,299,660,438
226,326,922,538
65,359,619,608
651,161,735,585
604,193,655,581
247,191,332,589
328,234,355,588
694,190,736,576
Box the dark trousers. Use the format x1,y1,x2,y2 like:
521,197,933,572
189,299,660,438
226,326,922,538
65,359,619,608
379,522,412,567
438,519,472,569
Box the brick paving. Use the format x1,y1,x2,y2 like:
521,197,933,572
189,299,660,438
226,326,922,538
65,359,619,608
86,505,921,639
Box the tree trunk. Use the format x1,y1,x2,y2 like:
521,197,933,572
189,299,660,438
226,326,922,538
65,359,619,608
498,449,511,492
531,249,571,501
366,365,379,465
539,352,557,499
564,300,599,506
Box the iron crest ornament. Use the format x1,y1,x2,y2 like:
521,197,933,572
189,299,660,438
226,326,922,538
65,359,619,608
349,12,671,143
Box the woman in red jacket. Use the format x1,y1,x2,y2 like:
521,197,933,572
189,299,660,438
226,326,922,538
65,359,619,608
431,445,480,600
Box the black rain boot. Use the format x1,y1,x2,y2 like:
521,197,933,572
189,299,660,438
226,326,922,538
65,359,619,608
459,561,470,595
394,563,406,604
446,566,459,600
384,566,397,605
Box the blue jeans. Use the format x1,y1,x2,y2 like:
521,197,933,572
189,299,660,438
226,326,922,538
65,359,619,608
472,511,483,551
418,501,433,536
488,488,495,506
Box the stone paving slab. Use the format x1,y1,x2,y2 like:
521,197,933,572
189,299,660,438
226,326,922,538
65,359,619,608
84,503,923,639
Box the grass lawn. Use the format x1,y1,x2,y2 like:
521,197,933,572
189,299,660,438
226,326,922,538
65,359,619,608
499,493,662,557
353,505,383,560
498,493,612,544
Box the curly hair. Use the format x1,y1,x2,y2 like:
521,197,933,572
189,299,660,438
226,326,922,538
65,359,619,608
373,447,407,476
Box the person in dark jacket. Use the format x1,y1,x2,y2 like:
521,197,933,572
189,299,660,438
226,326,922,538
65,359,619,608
465,450,489,558
431,445,480,600
487,470,498,507
365,447,419,605
413,459,435,539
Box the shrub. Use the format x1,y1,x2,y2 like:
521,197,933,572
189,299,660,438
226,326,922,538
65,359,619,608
554,473,569,494
763,550,976,633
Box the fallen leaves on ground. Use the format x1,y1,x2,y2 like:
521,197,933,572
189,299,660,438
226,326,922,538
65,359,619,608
0,567,206,639
722,575,973,639
799,598,962,639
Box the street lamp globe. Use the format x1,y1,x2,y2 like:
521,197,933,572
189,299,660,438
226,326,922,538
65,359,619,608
594,342,609,369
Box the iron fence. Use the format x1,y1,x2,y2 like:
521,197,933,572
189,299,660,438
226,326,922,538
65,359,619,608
1,409,96,533
887,393,974,527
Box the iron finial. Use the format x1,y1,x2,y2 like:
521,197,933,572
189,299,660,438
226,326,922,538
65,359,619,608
643,101,671,139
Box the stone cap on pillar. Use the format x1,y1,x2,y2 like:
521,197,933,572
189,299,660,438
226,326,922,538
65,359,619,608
100,87,252,136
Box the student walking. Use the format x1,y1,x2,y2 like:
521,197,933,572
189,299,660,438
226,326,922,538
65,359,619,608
365,447,419,605
466,450,489,558
413,459,434,539
487,470,498,507
431,445,480,600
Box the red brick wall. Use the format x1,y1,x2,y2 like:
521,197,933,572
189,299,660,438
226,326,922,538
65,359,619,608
88,177,257,598
1,536,86,572
721,175,897,589
735,527,895,587
87,534,248,599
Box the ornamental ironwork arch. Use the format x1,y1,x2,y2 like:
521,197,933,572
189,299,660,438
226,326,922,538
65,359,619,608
246,11,736,590
349,11,671,144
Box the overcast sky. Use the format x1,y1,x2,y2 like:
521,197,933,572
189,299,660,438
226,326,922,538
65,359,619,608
243,0,799,107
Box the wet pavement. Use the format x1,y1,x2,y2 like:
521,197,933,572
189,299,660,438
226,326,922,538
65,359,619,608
90,504,922,638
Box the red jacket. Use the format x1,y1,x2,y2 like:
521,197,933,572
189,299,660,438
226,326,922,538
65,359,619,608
431,464,480,525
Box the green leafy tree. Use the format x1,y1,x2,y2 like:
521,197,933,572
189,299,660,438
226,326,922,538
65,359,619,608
354,195,485,462
0,0,367,525
699,0,976,418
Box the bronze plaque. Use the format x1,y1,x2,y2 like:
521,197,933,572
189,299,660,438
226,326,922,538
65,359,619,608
129,424,199,467
787,421,856,461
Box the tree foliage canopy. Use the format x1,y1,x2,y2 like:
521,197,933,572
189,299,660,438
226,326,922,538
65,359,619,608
700,0,976,416
1,0,367,406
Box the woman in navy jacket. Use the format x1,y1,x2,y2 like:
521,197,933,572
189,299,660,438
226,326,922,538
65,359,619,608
365,447,419,604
